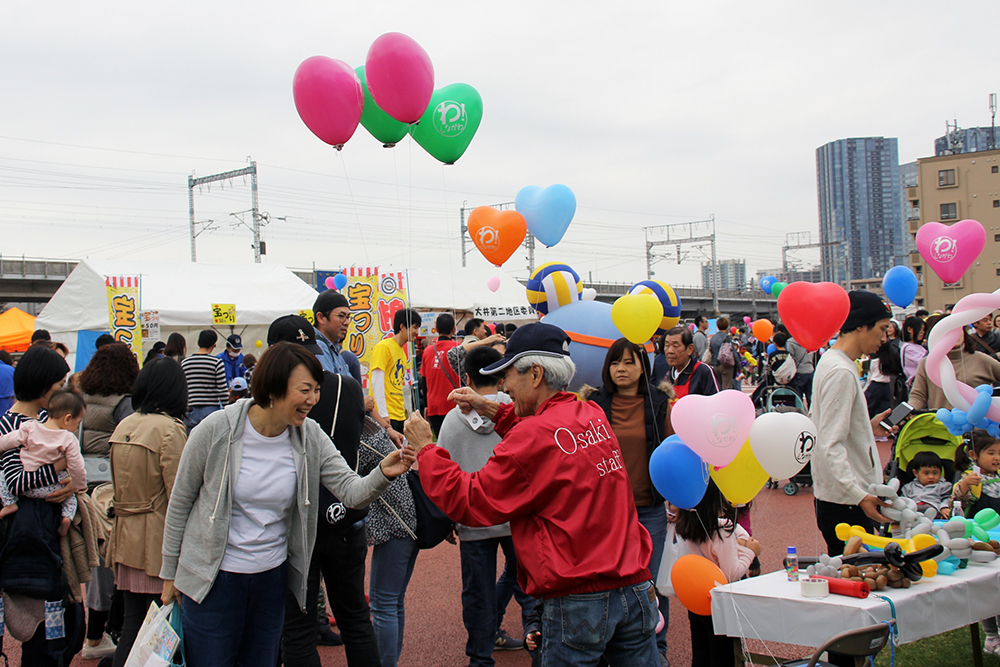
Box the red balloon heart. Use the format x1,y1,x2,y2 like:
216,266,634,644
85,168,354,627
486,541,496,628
777,282,850,352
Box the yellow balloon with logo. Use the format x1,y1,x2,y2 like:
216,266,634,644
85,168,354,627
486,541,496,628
611,293,662,345
710,441,769,505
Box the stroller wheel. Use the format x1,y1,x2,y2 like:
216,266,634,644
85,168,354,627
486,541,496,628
765,480,775,490
783,482,799,496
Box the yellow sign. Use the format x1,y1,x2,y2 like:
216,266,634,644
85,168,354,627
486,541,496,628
298,309,315,325
105,276,143,364
342,269,409,388
212,303,237,326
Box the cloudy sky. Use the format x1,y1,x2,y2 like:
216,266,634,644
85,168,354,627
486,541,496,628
1,2,996,292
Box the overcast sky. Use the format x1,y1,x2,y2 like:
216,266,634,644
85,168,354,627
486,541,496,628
1,2,996,293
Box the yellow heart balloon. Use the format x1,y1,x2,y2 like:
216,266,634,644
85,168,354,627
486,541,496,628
709,441,769,506
611,293,662,344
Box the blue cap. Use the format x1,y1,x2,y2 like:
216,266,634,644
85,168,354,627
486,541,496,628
481,322,571,375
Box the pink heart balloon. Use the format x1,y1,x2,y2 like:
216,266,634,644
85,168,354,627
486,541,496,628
365,33,434,124
916,219,986,284
671,390,756,467
292,56,363,149
486,276,501,292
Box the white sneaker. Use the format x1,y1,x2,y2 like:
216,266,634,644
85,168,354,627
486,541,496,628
81,634,117,660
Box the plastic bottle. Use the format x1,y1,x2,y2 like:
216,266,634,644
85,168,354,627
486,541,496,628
786,546,799,581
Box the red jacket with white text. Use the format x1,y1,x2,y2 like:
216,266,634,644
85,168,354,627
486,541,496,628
417,391,652,599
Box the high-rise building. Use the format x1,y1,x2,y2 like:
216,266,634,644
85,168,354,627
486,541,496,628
816,137,905,285
934,126,999,156
702,259,746,291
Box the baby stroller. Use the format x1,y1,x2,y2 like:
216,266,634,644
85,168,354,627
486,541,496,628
887,412,964,487
754,385,813,495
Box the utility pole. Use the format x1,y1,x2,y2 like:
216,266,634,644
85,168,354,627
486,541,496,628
188,159,264,262
644,216,718,315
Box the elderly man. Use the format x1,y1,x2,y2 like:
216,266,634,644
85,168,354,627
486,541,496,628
654,326,719,398
404,323,658,667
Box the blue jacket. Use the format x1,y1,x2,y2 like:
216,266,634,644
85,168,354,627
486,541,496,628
217,351,247,384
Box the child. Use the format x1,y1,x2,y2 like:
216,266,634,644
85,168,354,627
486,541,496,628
675,480,760,667
953,430,1000,656
0,390,87,536
228,376,250,404
900,451,953,519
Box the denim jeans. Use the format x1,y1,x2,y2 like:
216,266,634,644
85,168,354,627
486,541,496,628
540,579,659,667
369,537,419,667
184,404,221,432
495,542,540,634
636,503,668,656
281,524,381,667
181,562,288,667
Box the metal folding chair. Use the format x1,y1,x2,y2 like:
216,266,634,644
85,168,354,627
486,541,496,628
780,621,892,667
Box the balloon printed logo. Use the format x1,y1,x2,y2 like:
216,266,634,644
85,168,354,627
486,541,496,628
707,414,738,448
794,431,815,464
433,101,467,137
476,225,500,253
930,235,958,263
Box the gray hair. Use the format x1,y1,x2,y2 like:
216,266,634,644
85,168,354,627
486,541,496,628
511,354,576,392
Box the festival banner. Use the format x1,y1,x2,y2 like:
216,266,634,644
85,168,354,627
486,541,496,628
342,267,409,388
472,304,538,321
211,303,237,326
105,276,142,363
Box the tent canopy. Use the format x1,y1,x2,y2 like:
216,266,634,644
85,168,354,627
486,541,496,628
400,266,530,312
0,307,36,352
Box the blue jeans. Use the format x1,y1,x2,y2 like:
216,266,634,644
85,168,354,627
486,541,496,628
636,503,668,656
369,537,419,667
181,562,288,667
495,549,539,634
540,580,659,667
184,404,221,432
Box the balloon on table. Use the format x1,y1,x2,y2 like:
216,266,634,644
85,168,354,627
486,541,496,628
486,276,501,292
777,282,850,352
467,207,527,266
333,273,348,290
364,32,434,124
355,65,409,147
611,294,662,344
515,184,577,247
710,442,768,505
751,319,774,342
749,411,817,480
670,390,756,467
648,435,710,509
881,266,919,308
292,56,364,149
915,219,986,285
671,555,728,616
525,262,582,315
628,280,681,334
409,83,483,164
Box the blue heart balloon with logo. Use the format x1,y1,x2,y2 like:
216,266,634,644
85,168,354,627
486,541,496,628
760,276,777,294
515,184,577,247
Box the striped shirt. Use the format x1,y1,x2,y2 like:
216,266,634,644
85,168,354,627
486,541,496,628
0,409,59,496
181,354,228,408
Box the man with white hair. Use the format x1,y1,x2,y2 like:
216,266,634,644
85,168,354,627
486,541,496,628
404,323,658,667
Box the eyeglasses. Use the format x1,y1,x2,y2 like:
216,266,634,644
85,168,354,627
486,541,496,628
324,311,351,321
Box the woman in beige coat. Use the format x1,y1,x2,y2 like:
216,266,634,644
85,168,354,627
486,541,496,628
106,357,188,667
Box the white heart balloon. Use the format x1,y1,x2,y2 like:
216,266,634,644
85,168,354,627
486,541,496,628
748,412,816,480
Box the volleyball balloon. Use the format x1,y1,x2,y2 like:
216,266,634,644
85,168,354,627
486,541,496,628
628,280,681,334
525,262,583,315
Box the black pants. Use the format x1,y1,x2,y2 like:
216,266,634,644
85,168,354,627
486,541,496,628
814,499,877,556
390,419,406,435
113,592,159,667
21,601,85,667
428,414,446,438
688,610,734,667
280,523,381,667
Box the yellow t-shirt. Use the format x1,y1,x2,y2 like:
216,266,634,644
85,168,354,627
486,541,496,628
369,337,407,421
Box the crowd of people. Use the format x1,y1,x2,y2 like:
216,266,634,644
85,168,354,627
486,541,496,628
1,291,999,666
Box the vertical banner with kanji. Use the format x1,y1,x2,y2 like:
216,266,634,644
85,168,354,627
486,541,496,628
105,276,142,363
342,268,409,388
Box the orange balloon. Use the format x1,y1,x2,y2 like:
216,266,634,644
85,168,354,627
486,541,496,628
671,554,728,616
751,319,774,342
467,206,527,267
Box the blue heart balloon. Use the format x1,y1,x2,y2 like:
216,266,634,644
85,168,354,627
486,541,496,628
760,276,777,294
648,435,709,510
881,266,918,308
515,184,577,247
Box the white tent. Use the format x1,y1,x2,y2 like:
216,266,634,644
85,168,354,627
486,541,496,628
402,266,530,311
36,260,320,368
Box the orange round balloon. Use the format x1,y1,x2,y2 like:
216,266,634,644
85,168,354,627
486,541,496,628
467,206,527,267
670,554,728,616
751,319,774,342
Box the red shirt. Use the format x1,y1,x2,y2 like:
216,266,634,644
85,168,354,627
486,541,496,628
421,338,461,417
417,392,652,599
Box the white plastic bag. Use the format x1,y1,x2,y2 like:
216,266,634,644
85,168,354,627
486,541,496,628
125,601,181,667
655,524,680,597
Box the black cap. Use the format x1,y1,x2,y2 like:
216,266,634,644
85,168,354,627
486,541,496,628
482,322,571,375
268,315,322,355
151,341,166,352
226,334,243,350
313,289,349,315
94,333,116,348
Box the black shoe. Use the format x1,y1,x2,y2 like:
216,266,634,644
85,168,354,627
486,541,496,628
317,626,343,646
494,629,524,651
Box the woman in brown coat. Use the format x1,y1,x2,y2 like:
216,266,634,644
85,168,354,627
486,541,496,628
107,357,188,667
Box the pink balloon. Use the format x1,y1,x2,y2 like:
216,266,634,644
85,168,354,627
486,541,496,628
743,316,752,324
324,276,336,289
365,33,434,124
688,323,696,332
656,611,664,634
671,390,756,467
486,276,501,292
916,219,986,284
292,56,363,149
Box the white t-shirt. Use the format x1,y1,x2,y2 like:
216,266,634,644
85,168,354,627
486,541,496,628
220,416,297,574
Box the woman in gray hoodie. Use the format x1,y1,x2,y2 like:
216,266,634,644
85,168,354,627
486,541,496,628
160,342,411,667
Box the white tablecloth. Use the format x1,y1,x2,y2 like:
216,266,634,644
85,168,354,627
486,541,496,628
711,564,1000,647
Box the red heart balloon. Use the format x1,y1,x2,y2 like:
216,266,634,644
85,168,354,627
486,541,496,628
467,207,527,267
777,282,850,352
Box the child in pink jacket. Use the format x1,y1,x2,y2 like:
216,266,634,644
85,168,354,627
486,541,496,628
0,390,87,535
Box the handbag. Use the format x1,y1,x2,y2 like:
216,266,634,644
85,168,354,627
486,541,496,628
406,468,453,549
718,339,735,367
125,601,183,667
655,524,680,597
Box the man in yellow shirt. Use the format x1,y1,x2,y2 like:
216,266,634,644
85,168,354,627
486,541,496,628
369,308,421,432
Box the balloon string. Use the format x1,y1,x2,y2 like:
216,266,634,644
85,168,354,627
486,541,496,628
441,164,458,320
952,284,968,392
338,152,371,265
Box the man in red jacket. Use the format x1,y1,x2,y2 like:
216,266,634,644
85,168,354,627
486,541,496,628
421,313,461,437
404,323,658,667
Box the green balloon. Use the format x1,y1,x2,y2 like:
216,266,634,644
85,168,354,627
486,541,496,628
408,83,483,164
356,66,409,147
771,282,788,297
